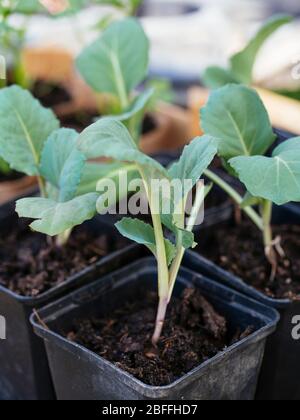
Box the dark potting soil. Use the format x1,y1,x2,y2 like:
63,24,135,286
60,112,158,134
0,221,126,297
32,81,71,108
66,288,252,386
204,185,229,209
196,220,300,300
59,111,98,132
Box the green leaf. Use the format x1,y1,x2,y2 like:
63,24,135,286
0,85,59,176
229,137,300,205
201,84,276,161
230,15,292,84
115,217,176,265
202,66,239,89
76,161,125,196
168,135,217,201
78,118,169,178
40,128,85,202
76,18,149,98
16,193,99,236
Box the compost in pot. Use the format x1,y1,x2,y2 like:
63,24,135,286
196,219,300,300
0,220,126,298
65,287,252,386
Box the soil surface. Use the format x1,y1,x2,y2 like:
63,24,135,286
196,220,300,300
32,81,71,108
66,288,252,386
205,185,229,210
0,221,126,297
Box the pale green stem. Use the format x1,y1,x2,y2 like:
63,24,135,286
37,177,47,199
55,228,72,247
261,199,273,251
204,169,263,231
168,184,204,302
111,53,130,110
137,165,169,345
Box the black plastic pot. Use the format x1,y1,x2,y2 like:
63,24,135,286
0,198,143,400
186,204,300,400
31,256,278,400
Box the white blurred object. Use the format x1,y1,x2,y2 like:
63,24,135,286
253,21,300,91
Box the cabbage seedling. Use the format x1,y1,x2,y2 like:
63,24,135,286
203,14,292,89
76,17,153,145
0,85,121,244
77,118,217,344
201,84,300,278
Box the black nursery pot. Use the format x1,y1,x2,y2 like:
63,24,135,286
0,198,142,400
31,256,278,401
184,204,300,400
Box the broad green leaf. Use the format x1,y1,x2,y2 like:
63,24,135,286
115,217,176,265
202,66,239,89
16,193,99,236
229,137,300,205
230,15,292,84
0,85,59,176
76,161,125,196
78,118,169,178
201,84,276,161
168,135,217,200
76,18,149,99
40,128,85,202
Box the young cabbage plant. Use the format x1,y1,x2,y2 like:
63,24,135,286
77,118,217,345
76,17,153,145
201,84,300,278
203,14,292,89
0,85,122,244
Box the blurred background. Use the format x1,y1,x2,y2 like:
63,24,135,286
3,0,300,138
19,0,300,91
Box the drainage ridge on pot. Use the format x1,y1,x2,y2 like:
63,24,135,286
31,256,279,401
0,197,143,401
184,204,300,401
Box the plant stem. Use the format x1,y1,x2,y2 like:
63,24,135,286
137,166,170,345
204,169,263,231
168,184,204,302
111,53,130,110
261,199,273,249
37,176,47,198
55,229,72,247
260,199,277,278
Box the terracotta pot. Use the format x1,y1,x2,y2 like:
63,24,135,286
0,176,37,206
187,86,209,138
22,47,74,84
